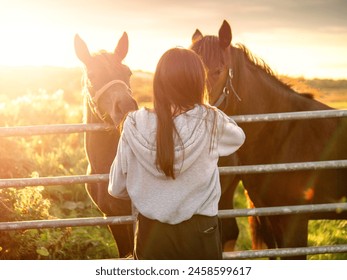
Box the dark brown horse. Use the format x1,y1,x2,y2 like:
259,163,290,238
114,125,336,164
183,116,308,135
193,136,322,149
74,33,138,257
191,20,347,259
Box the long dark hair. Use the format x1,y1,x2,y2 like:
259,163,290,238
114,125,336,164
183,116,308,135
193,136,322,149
153,48,209,179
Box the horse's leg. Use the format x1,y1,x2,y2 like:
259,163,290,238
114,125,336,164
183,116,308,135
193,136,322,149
86,182,134,258
218,155,240,251
270,214,309,260
108,206,134,258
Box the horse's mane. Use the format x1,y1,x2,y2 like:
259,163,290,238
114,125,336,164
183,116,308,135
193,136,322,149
235,44,275,76
233,43,294,92
192,36,314,99
234,44,317,100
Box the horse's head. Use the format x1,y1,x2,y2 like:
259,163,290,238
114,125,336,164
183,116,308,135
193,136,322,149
191,20,240,113
74,32,138,126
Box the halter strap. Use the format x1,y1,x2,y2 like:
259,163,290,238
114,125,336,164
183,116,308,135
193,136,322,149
88,79,132,121
212,47,241,109
213,46,241,107
92,79,132,104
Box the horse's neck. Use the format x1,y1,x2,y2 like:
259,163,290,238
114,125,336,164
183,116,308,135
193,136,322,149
234,63,339,164
237,67,330,115
84,102,119,173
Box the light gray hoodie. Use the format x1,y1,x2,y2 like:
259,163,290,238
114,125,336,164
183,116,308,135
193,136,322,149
108,105,245,224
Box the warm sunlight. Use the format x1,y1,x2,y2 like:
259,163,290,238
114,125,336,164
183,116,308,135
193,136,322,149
1,2,70,67
1,1,346,78
127,33,189,72
1,0,347,264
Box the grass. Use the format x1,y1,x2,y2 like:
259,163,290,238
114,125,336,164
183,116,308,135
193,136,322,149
308,220,347,260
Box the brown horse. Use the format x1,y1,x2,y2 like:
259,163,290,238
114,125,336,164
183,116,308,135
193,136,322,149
74,33,138,257
191,20,347,259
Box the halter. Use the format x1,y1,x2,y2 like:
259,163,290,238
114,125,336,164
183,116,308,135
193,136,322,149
88,79,132,121
213,68,241,108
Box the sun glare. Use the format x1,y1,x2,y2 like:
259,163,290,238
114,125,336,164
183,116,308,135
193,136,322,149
0,2,75,67
127,34,189,72
1,23,72,67
1,3,346,79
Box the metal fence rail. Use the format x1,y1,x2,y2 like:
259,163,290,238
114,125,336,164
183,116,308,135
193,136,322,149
1,109,346,137
1,109,347,259
232,109,347,123
1,203,346,259
223,244,347,260
1,160,347,189
0,123,111,137
1,203,346,231
0,174,108,189
0,215,135,231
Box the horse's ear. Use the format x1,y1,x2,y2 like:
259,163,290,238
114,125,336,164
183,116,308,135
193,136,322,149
192,29,203,44
74,34,92,64
114,32,129,61
218,20,232,49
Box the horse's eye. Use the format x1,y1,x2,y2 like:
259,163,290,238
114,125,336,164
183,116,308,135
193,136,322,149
210,69,222,79
214,69,222,75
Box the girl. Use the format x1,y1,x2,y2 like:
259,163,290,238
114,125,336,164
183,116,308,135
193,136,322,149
108,47,245,259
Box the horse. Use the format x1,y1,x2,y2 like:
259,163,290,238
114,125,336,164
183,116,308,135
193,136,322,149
74,32,138,258
191,20,347,259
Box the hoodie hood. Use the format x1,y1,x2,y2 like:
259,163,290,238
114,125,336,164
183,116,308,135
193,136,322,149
122,106,213,178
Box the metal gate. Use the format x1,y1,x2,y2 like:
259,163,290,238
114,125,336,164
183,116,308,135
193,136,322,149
1,109,347,259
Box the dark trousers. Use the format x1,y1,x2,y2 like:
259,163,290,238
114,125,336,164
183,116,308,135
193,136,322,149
134,213,223,260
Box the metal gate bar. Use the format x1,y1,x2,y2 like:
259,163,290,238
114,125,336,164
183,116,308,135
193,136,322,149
232,109,347,123
0,123,110,137
1,109,346,137
1,160,347,189
0,215,134,231
223,244,347,259
1,203,346,231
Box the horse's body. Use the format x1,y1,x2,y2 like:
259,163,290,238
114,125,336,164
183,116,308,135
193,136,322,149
74,33,138,257
191,20,347,259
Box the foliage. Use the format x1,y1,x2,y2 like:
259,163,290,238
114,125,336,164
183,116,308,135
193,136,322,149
233,183,252,251
0,187,117,259
308,220,347,260
0,137,34,178
0,82,117,259
0,186,67,259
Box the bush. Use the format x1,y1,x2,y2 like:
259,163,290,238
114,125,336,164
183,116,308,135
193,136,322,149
0,186,66,259
0,86,118,259
0,186,117,259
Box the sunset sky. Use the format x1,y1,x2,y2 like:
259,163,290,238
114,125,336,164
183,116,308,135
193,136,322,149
0,0,346,79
